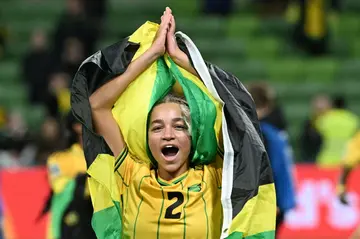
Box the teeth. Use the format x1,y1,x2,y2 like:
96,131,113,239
165,145,174,148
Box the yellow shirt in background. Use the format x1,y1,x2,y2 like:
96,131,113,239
47,144,87,194
343,132,360,168
316,109,359,167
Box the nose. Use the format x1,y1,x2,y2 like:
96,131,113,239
162,126,175,141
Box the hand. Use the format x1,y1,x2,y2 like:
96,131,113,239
151,7,172,57
166,13,181,58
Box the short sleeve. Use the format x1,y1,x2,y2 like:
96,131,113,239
114,146,135,194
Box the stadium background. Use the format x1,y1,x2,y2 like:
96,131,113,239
0,0,359,238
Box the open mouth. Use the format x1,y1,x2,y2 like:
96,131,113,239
161,145,179,158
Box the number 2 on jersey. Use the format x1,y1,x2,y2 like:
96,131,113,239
165,192,184,219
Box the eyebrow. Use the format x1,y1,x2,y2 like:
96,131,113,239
172,117,184,123
151,119,163,125
150,117,184,125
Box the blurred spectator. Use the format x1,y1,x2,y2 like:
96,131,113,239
47,72,72,118
0,107,6,130
0,111,35,169
337,131,360,239
203,0,233,16
247,82,296,237
43,112,96,239
22,29,53,105
83,0,107,33
0,11,7,60
299,94,331,163
256,0,290,17
247,81,288,131
59,37,85,77
53,0,98,60
34,117,64,166
315,95,359,167
263,104,288,132
287,0,341,55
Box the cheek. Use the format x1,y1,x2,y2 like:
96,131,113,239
148,133,159,154
178,134,192,153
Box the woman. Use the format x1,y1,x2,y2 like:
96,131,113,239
45,113,96,239
89,7,223,238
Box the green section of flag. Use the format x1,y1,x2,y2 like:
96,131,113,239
91,202,122,239
51,179,76,239
227,230,275,239
169,58,218,165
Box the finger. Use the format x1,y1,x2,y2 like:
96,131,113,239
161,10,170,23
168,16,175,34
171,15,175,27
163,7,172,20
164,10,171,21
166,7,172,14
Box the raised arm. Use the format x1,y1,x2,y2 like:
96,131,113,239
89,8,172,157
166,12,199,77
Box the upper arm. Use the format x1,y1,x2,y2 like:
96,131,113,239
91,109,125,158
114,147,135,194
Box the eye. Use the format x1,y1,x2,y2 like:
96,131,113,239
174,125,187,130
151,126,163,132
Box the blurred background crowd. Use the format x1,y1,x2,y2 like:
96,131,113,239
0,0,359,238
1,0,359,169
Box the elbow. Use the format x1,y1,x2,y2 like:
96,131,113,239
89,95,101,111
89,94,108,112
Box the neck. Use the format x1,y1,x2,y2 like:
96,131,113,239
257,107,271,120
157,162,189,181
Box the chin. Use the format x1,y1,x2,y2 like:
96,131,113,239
162,163,182,173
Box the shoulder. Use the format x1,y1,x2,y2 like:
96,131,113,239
47,150,71,167
47,149,72,176
261,122,279,138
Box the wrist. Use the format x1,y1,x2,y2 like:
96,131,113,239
147,47,162,61
169,46,181,59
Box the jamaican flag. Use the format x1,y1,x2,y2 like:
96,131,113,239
71,21,276,239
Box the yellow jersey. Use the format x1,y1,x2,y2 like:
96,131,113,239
46,144,96,239
47,144,87,194
115,147,223,239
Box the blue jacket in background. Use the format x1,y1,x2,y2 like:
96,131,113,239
261,122,296,212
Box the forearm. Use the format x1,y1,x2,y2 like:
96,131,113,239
171,48,199,77
90,48,159,110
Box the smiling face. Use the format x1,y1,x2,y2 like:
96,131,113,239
148,102,191,181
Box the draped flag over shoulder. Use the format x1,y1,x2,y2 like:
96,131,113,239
71,21,276,239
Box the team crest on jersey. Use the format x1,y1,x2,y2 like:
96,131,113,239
188,183,201,192
49,164,61,177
